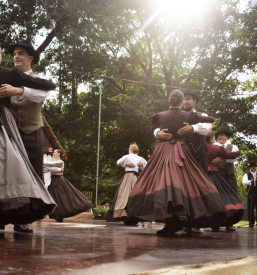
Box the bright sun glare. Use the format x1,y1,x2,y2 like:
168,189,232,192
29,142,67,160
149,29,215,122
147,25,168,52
138,0,212,34
159,0,210,19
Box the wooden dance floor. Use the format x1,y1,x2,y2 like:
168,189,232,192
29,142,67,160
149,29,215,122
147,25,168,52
0,218,257,274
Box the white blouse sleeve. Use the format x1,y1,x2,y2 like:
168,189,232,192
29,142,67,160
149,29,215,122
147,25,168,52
44,166,62,173
117,155,128,166
44,160,63,168
23,87,50,103
191,113,212,135
242,173,251,186
154,128,161,137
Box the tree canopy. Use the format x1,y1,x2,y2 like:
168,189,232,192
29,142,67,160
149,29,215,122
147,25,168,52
1,0,257,203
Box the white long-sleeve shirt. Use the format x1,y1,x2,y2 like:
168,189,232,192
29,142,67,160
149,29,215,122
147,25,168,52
215,141,239,163
43,158,64,187
153,110,212,137
117,153,147,172
22,69,50,103
242,170,256,186
43,166,62,173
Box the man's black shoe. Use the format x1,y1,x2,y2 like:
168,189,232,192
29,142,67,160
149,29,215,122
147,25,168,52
226,226,236,231
249,224,254,228
211,226,220,232
13,224,33,233
157,224,176,236
0,224,5,230
156,228,176,236
56,219,63,222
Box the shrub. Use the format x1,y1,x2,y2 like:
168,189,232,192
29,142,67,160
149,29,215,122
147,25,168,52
92,205,110,218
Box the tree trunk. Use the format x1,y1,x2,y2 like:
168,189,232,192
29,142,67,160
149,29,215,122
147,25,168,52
72,71,77,106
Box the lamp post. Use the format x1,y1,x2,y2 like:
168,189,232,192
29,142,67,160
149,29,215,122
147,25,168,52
95,82,103,207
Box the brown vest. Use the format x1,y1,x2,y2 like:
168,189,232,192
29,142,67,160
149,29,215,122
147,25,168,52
10,72,44,134
186,112,208,160
218,144,236,175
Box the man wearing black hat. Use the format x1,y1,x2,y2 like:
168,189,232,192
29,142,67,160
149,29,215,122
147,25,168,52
180,90,211,175
154,89,212,234
0,45,56,107
214,129,239,194
0,41,54,233
5,41,50,181
242,162,257,228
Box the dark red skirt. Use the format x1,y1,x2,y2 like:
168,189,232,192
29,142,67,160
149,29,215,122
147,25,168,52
209,171,244,226
127,141,227,228
48,176,92,220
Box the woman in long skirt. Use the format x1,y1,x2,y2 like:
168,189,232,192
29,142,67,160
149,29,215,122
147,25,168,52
44,149,92,222
126,89,227,236
0,106,56,225
205,130,244,231
107,143,147,224
0,59,57,226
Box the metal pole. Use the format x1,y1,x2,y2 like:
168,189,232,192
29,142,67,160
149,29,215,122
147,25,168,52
95,83,103,207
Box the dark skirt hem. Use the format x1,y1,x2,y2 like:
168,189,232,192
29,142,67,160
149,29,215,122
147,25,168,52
48,176,92,220
209,171,244,226
0,198,55,225
126,142,227,228
127,187,227,228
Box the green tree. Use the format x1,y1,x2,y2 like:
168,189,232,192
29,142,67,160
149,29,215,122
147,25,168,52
1,0,257,203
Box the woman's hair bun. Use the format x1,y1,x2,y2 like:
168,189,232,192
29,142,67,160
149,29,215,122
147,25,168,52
169,89,183,106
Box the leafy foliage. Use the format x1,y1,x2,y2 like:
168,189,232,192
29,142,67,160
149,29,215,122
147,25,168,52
92,205,110,218
1,0,257,205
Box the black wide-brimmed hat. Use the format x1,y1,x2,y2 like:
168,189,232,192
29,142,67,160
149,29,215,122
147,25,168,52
215,129,232,139
8,40,40,64
183,89,199,103
249,161,257,167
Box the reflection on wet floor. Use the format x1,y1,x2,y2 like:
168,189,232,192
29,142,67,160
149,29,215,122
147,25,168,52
0,219,257,275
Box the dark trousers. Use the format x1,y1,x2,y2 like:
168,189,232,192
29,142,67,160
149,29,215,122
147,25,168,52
19,128,45,180
248,192,257,226
220,173,238,195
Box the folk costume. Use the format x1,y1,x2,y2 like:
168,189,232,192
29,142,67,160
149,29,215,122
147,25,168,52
242,162,257,228
0,66,56,108
9,70,49,181
215,129,239,194
44,160,92,220
186,111,210,175
0,106,56,225
107,153,147,223
206,142,244,227
153,109,211,175
0,67,56,225
183,90,211,175
127,108,227,230
8,41,54,181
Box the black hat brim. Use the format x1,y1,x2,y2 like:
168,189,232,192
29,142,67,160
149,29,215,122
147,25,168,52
183,92,199,103
215,129,232,139
8,43,40,64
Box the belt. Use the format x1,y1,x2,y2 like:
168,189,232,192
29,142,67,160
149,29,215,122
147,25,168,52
125,171,139,177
